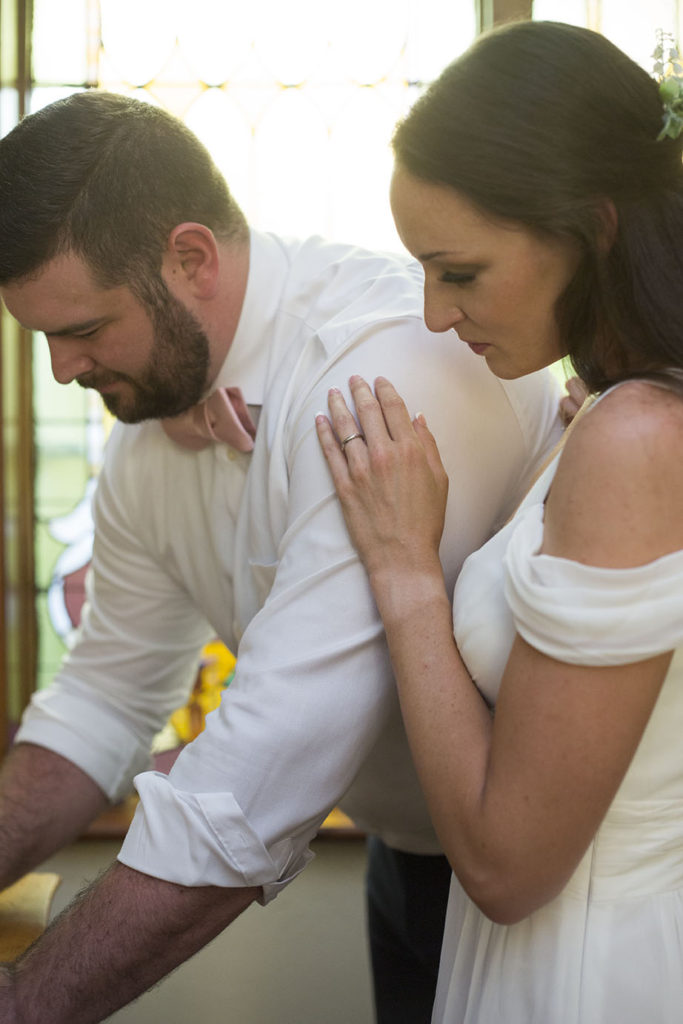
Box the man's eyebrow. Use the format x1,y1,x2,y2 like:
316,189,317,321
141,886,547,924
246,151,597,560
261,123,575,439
41,318,105,337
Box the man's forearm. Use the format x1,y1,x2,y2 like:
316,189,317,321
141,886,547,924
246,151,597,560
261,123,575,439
0,744,109,888
0,862,258,1024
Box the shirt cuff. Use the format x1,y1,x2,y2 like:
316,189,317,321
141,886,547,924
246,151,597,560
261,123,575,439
15,687,151,803
118,770,315,905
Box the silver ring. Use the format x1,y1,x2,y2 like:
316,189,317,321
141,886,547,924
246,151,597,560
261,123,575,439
340,431,365,453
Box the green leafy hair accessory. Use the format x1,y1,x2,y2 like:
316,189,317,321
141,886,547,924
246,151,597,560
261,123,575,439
653,30,683,140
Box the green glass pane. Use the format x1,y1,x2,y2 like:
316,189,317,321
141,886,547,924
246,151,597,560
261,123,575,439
33,334,89,420
35,446,89,514
0,1,18,87
35,519,65,591
36,593,68,691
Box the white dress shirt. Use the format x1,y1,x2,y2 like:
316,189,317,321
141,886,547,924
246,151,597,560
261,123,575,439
17,230,562,902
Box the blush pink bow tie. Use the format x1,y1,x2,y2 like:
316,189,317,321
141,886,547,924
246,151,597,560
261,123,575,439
161,386,257,452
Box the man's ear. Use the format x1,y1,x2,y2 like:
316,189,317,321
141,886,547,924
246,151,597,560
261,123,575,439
162,222,219,298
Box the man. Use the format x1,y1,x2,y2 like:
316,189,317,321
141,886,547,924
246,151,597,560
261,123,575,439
0,92,561,1023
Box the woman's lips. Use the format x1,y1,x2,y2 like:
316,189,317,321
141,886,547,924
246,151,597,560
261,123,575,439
464,340,490,355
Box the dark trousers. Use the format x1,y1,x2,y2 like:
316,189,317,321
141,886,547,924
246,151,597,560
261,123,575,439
366,836,452,1024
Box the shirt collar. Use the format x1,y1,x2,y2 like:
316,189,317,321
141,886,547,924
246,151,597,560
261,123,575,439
211,229,290,406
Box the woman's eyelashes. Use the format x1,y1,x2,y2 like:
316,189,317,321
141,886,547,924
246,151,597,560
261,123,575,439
439,270,477,285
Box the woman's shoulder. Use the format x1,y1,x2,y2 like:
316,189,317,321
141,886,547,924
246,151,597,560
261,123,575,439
587,371,683,420
569,376,683,465
542,378,683,567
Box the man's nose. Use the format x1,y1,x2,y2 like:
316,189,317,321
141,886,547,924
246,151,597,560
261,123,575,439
46,336,96,385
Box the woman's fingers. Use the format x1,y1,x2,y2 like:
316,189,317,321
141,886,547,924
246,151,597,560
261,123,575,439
345,376,394,448
315,412,352,488
326,385,362,441
566,376,588,405
317,375,430,479
324,376,417,451
414,413,449,502
559,376,589,426
369,376,415,440
345,375,415,443
315,378,449,575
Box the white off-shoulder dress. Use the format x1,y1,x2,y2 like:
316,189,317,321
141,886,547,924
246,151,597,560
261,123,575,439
433,441,683,1023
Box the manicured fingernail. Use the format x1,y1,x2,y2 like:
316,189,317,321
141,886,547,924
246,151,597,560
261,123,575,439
416,412,427,426
328,386,341,394
315,412,326,423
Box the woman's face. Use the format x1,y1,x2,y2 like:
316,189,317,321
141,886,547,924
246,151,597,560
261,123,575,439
390,164,580,379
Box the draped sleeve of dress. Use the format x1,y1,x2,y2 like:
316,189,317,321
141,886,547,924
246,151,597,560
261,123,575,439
435,451,683,1024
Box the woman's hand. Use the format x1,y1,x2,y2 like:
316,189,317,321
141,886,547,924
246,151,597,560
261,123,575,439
315,375,449,583
559,376,589,427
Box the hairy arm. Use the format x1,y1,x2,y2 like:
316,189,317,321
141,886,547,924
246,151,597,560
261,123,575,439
0,744,109,890
0,861,258,1024
317,377,681,924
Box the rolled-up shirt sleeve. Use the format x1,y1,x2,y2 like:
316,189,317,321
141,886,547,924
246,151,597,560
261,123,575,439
16,425,215,803
119,421,392,902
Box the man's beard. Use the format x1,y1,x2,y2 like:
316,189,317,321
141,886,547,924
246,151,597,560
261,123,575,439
77,283,211,423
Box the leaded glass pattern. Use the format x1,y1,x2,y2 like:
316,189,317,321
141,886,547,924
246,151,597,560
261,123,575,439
31,1,676,693
30,0,478,689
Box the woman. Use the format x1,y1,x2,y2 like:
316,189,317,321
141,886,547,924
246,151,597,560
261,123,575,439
315,20,683,1024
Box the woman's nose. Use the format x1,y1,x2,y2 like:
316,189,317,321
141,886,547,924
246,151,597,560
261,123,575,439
423,295,466,334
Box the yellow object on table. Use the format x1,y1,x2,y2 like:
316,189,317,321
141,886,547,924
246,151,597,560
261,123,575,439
170,640,236,743
164,642,363,838
0,873,61,960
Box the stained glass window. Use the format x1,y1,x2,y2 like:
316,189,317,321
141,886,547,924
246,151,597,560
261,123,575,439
30,0,478,692
29,1,683,697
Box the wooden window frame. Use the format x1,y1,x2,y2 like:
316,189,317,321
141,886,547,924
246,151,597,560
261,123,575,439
0,0,37,757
